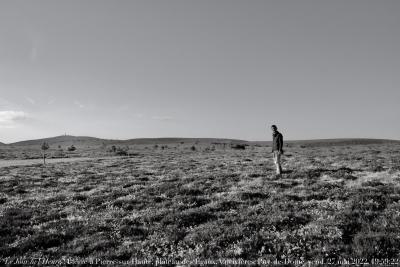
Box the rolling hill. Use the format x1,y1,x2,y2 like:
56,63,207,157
2,136,399,148
6,135,248,147
8,135,114,147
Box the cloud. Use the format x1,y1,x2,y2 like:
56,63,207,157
0,111,28,128
73,100,85,109
0,98,16,110
25,97,36,105
73,100,95,110
151,115,173,121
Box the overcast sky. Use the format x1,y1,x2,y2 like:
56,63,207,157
0,0,399,143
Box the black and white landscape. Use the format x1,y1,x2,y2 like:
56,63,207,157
1,0,400,265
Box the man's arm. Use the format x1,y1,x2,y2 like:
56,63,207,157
278,134,283,153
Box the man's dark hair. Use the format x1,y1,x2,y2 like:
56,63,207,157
271,125,277,130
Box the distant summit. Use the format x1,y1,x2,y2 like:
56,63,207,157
9,135,111,147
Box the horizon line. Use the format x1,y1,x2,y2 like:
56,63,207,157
2,134,399,145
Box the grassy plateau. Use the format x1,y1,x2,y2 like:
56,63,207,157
1,140,400,266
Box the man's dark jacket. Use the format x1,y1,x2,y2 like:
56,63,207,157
272,131,283,152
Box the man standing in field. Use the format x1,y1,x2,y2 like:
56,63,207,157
271,125,283,175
